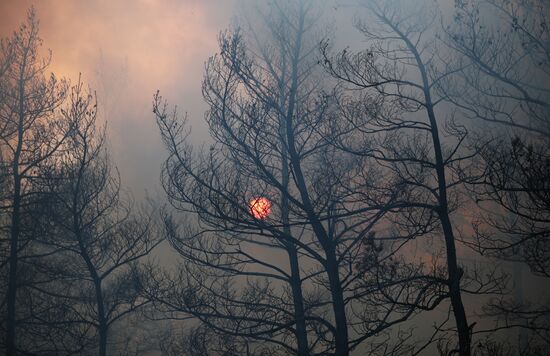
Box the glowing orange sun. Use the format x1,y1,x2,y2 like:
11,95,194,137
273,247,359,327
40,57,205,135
249,197,272,219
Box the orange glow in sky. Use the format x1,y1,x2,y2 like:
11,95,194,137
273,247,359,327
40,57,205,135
249,197,272,220
0,0,235,196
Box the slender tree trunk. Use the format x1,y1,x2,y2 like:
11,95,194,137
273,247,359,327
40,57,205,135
276,3,309,354
418,50,471,356
284,22,350,354
325,249,349,356
6,177,21,356
284,91,351,354
83,248,108,356
439,210,470,356
282,3,348,354
426,81,471,356
74,193,108,356
6,64,27,356
95,280,108,356
397,26,471,355
278,48,309,354
287,132,350,355
288,245,309,356
281,156,309,355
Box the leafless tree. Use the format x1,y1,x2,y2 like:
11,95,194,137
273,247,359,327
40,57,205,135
152,1,329,351
447,0,550,137
157,323,268,356
0,8,68,355
152,1,427,355
444,0,550,351
320,1,509,354
25,80,162,356
446,0,550,276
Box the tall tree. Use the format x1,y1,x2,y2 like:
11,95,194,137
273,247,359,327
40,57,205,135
445,0,550,350
0,9,68,355
321,1,506,354
28,80,162,356
153,1,427,355
152,1,329,351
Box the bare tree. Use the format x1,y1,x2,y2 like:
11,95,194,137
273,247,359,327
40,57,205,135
0,8,68,355
320,1,511,354
446,0,550,276
152,2,331,351
25,80,162,356
444,0,550,350
447,0,550,137
152,1,437,355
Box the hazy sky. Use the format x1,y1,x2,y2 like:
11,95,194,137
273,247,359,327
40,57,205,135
2,2,547,352
0,0,239,198
0,0,451,198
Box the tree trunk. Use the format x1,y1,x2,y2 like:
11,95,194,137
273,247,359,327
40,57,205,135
76,215,108,356
6,63,27,356
97,299,108,356
288,245,309,356
279,148,308,354
427,90,471,356
282,2,348,354
326,249,349,356
281,157,309,355
401,27,472,355
423,76,471,356
85,255,108,356
279,57,309,354
87,256,108,356
278,3,309,354
6,177,21,356
440,212,470,356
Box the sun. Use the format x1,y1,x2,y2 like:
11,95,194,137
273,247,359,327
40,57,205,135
249,197,272,220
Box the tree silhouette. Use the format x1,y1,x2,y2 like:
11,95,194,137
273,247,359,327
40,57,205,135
446,0,550,350
0,9,68,354
320,1,508,354
29,80,161,355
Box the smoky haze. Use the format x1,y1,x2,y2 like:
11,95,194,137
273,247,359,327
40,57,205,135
0,0,238,199
0,0,383,198
1,0,549,355
0,0,377,199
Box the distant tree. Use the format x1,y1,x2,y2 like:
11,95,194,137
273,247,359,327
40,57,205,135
158,323,257,356
445,0,550,350
27,80,162,356
0,8,68,355
447,0,550,137
446,0,550,276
